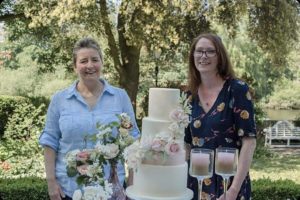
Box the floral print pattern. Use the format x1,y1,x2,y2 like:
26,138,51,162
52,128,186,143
185,79,256,200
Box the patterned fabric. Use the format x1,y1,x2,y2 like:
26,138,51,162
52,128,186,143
184,78,256,200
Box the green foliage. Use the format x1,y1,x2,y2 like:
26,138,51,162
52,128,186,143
266,78,300,109
0,100,46,178
248,0,300,66
294,115,300,127
0,177,299,200
253,134,276,160
0,63,73,98
252,178,300,200
0,177,49,200
0,95,29,138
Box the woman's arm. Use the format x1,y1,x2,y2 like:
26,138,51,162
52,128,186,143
217,137,256,200
44,146,65,200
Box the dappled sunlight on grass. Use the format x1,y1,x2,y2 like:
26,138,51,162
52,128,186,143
251,153,300,184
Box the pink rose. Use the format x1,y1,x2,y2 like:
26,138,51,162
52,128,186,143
121,122,133,129
165,142,181,155
169,109,185,122
151,139,166,152
76,151,90,162
77,164,89,175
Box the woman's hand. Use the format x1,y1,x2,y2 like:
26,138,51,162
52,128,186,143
216,186,239,200
47,179,65,200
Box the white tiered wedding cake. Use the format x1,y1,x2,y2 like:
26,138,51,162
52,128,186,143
125,88,193,200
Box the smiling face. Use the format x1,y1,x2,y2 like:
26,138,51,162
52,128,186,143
74,48,103,82
193,38,218,74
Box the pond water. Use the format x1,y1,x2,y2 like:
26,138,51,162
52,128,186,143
264,109,300,121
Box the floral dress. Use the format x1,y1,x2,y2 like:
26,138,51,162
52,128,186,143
184,78,256,200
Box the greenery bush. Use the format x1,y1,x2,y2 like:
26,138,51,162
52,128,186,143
0,177,299,200
0,177,49,200
0,95,29,138
252,178,300,200
253,134,277,160
0,100,46,178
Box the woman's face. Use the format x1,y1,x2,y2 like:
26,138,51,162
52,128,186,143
193,38,218,74
74,48,103,82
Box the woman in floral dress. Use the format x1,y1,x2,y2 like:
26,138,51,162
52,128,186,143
184,33,256,200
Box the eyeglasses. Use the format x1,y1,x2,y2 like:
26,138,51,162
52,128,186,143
193,50,217,58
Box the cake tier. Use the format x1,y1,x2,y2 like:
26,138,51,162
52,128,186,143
132,163,188,198
141,117,172,143
141,117,184,142
148,88,180,121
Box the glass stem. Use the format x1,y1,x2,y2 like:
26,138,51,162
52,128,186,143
198,178,203,200
223,177,229,200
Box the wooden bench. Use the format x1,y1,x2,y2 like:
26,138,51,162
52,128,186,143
265,120,300,147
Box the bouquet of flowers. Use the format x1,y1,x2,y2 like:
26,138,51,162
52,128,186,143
64,113,136,200
124,92,191,169
91,113,136,166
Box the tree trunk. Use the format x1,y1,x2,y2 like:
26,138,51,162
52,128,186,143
117,4,142,112
99,0,141,111
118,45,141,111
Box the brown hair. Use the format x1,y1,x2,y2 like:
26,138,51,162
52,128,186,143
72,37,103,66
187,33,235,95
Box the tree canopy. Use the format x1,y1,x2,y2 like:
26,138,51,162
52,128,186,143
0,0,299,108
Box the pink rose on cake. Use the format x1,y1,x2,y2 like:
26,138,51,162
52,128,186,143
165,140,181,155
151,137,168,152
169,108,190,128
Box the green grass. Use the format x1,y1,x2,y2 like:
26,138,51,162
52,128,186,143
251,151,300,184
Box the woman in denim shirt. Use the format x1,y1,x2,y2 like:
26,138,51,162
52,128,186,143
39,37,140,200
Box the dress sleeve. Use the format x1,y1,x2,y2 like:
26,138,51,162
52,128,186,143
39,93,61,151
231,81,257,138
120,89,140,139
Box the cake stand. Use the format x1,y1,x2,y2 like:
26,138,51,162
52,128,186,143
126,186,193,200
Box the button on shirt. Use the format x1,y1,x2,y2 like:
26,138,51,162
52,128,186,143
39,79,140,197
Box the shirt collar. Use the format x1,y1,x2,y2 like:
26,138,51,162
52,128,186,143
66,78,115,99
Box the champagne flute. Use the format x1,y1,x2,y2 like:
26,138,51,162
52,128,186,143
189,148,214,200
215,147,239,200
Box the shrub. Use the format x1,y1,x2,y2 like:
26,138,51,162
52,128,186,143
253,134,277,160
0,177,299,200
0,100,46,178
252,178,300,200
0,177,49,200
0,96,29,138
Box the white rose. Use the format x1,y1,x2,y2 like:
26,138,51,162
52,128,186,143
72,189,82,200
104,143,120,159
83,186,98,200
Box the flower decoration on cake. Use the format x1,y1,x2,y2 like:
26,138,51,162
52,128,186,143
124,92,191,169
64,113,135,200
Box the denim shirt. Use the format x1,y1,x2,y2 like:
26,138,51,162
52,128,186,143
39,79,140,197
